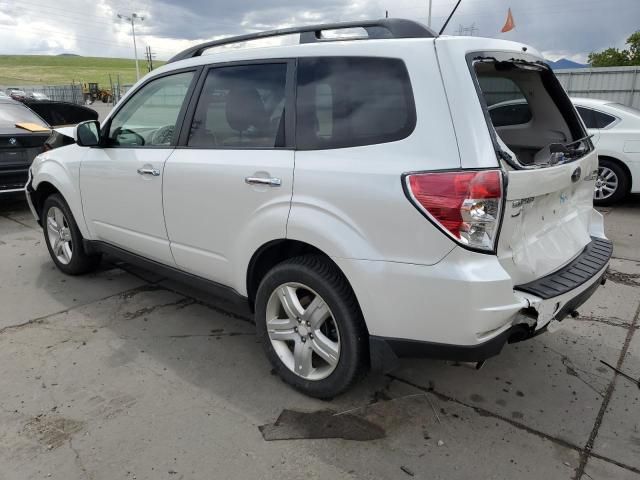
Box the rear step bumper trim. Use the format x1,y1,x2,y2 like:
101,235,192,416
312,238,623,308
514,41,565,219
514,237,612,300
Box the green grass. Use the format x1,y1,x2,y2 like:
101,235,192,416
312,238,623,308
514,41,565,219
0,55,165,87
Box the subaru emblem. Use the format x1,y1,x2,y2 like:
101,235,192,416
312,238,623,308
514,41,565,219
8,137,17,145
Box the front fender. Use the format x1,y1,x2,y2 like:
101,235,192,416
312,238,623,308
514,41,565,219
31,148,89,238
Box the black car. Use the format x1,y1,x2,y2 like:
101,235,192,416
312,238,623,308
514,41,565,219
0,98,51,193
0,98,99,193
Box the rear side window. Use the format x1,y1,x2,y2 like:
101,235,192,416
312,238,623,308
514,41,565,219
489,102,532,127
296,57,416,150
576,106,616,129
0,103,47,128
481,77,532,127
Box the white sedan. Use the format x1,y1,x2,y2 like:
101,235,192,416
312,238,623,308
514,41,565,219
488,97,640,205
572,98,640,204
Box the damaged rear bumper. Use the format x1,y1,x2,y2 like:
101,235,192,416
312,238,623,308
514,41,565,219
368,237,612,371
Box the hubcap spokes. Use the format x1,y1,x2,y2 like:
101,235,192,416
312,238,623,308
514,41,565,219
266,283,340,380
46,207,73,265
594,166,618,200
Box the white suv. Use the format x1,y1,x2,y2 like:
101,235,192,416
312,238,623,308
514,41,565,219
26,19,612,398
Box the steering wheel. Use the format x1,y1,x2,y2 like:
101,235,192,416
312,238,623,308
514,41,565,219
112,127,145,146
151,125,175,145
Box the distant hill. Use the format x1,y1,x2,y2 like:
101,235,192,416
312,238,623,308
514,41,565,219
0,55,165,87
57,53,81,57
547,58,588,69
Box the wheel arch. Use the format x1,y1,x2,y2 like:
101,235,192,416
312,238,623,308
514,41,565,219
32,170,89,238
246,239,359,313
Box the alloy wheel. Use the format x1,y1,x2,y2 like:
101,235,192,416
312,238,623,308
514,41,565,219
265,282,340,380
594,166,619,200
46,206,73,265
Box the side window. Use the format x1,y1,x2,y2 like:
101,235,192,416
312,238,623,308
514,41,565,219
489,103,532,127
576,106,596,128
593,110,616,128
480,77,532,127
188,63,288,148
296,57,416,150
576,106,615,129
108,71,194,147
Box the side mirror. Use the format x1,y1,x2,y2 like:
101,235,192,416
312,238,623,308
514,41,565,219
75,120,101,147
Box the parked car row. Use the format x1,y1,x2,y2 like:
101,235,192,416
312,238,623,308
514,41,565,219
5,88,50,102
0,97,97,193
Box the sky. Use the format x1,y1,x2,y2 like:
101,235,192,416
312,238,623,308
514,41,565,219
0,0,638,62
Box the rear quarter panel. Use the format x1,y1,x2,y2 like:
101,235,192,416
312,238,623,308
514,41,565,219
288,40,460,265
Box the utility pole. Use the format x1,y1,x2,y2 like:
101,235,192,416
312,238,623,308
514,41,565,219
427,0,432,28
117,12,144,81
145,46,156,72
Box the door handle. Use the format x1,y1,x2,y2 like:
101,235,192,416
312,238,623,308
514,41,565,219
244,176,282,187
137,167,160,176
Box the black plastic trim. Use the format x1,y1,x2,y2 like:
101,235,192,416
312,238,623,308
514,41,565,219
370,323,535,366
515,237,612,299
167,18,436,63
85,240,250,307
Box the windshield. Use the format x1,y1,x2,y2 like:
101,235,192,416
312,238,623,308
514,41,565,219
0,103,47,128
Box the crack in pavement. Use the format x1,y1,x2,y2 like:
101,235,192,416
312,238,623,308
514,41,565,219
387,374,640,477
122,298,195,320
0,213,38,231
606,269,640,287
0,283,160,337
577,314,636,329
573,300,640,479
68,437,92,480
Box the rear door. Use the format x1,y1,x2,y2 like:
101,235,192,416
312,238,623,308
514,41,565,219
436,41,601,285
163,60,294,289
475,56,599,285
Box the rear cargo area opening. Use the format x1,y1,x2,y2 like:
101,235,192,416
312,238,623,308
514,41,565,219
473,59,591,168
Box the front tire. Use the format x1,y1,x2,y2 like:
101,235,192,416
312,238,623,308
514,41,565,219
594,158,629,206
42,194,101,275
255,255,369,398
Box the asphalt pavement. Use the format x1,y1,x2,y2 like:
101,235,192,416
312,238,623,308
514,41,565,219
0,194,638,480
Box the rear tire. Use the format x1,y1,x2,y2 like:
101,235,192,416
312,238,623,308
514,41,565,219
42,194,101,275
594,158,629,206
255,255,369,398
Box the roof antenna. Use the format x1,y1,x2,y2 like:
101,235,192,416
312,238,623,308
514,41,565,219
439,0,462,35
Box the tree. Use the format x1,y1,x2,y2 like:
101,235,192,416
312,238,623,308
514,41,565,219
588,31,640,67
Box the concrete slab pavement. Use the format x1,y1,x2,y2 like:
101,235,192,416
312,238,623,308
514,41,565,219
1,195,639,480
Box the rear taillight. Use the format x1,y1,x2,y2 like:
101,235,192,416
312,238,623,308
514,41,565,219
405,170,503,252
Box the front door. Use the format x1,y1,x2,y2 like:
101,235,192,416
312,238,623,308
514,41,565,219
80,70,196,264
163,61,294,289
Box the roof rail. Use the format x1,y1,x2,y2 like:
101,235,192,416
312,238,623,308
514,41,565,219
167,18,436,64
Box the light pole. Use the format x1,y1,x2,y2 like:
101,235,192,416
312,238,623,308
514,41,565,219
117,13,144,81
427,0,432,28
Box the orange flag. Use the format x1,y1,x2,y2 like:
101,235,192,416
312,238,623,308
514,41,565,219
501,8,515,32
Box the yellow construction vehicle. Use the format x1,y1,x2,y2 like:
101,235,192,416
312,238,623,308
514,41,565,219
82,82,113,104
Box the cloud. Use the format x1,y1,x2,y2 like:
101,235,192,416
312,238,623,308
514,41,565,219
0,0,638,63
